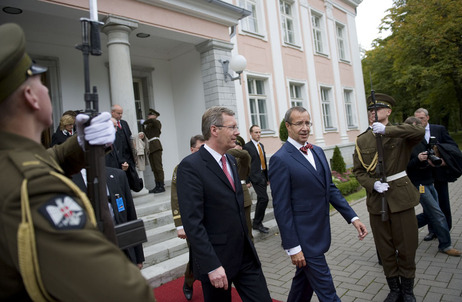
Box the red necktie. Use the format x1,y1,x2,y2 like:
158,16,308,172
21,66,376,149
299,143,313,154
221,155,235,191
117,120,122,129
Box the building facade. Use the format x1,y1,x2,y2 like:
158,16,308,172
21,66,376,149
1,0,366,188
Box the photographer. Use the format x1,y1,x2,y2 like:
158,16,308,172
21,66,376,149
405,117,461,257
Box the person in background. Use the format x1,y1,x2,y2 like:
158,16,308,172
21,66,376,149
142,108,165,193
0,23,155,301
51,114,75,146
170,134,205,300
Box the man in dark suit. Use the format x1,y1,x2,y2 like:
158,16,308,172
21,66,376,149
111,104,143,192
414,108,459,240
72,167,145,268
176,106,272,302
269,106,368,302
244,125,269,233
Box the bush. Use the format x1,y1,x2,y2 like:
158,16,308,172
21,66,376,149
331,146,346,174
336,178,360,196
279,119,288,142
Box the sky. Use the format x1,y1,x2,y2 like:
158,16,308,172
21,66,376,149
356,0,394,50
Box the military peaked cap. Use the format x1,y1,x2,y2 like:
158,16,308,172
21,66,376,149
235,135,245,147
366,93,395,110
148,108,160,117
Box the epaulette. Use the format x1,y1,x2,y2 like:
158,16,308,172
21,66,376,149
357,127,372,138
8,150,60,181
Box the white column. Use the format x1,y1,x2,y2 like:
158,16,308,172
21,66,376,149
102,16,138,134
325,2,349,144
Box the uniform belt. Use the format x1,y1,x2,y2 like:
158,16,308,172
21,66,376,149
148,137,159,142
241,180,246,185
386,171,407,182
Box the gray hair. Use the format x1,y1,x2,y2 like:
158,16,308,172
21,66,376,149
201,106,235,140
284,106,308,123
414,108,429,116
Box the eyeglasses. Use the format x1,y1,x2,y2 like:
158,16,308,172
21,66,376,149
288,121,312,128
214,125,239,131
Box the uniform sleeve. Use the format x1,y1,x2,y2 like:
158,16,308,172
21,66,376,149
170,165,182,228
14,173,155,301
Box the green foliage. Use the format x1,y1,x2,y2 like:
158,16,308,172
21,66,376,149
279,119,288,142
336,178,360,196
331,146,346,174
362,0,462,131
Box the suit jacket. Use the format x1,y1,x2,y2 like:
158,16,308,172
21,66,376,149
72,167,145,265
115,119,135,164
429,124,459,182
51,129,73,146
269,142,357,257
244,141,268,184
176,145,260,281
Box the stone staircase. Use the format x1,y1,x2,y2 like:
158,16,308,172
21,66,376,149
134,186,278,288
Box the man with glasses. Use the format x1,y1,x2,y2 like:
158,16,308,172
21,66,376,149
269,106,368,302
354,94,424,302
176,107,271,302
244,125,270,233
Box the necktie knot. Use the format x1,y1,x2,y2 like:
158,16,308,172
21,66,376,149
299,143,313,154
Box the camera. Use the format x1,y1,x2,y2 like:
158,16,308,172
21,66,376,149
427,136,442,167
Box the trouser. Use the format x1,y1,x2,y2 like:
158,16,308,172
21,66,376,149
252,175,269,227
148,150,164,183
185,240,195,287
369,208,417,279
429,180,452,230
415,184,452,251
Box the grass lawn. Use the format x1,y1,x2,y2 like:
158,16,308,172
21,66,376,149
449,131,462,148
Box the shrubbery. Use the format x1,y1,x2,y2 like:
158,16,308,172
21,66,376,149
331,170,361,196
279,119,288,142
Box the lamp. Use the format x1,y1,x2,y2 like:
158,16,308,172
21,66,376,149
219,54,247,83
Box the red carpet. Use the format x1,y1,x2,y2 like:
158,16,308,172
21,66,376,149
154,276,281,302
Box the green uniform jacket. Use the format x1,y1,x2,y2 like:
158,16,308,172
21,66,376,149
171,165,182,227
227,148,252,208
0,131,155,301
143,118,162,153
353,124,425,214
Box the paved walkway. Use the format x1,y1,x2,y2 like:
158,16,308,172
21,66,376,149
255,177,462,302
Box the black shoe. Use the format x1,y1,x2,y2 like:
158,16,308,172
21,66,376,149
424,232,436,241
183,281,193,300
253,225,269,233
153,184,165,193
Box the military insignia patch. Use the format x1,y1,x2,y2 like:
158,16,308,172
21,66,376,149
39,195,86,230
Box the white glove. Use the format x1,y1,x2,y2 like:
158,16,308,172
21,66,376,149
372,122,386,134
374,181,390,193
75,112,115,150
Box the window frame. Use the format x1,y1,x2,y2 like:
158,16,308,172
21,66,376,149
279,0,300,47
239,0,267,39
310,10,328,56
343,88,357,129
335,22,350,62
320,86,336,131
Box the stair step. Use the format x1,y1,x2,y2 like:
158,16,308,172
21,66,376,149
142,253,189,288
143,237,188,266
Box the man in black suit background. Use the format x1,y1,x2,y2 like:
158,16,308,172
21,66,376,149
72,167,145,268
176,107,272,302
111,104,143,192
414,108,459,240
244,125,269,234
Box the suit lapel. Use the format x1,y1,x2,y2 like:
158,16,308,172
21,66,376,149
284,142,325,187
200,147,236,192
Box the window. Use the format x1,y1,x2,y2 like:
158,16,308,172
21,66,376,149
289,83,303,107
344,89,356,128
248,78,268,130
320,87,334,129
336,23,349,61
280,0,295,44
240,0,259,33
311,13,325,54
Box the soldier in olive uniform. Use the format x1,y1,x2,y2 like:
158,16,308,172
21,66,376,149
0,23,155,301
143,109,165,193
227,135,254,241
353,93,424,302
170,134,205,300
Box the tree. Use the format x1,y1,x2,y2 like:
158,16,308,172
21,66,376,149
279,119,288,141
362,0,462,130
331,146,346,174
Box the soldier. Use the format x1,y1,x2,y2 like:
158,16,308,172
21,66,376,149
143,108,165,193
353,93,424,302
170,134,205,300
0,23,155,301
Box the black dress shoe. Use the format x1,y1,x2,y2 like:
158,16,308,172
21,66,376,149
253,225,269,234
424,232,436,241
183,281,193,300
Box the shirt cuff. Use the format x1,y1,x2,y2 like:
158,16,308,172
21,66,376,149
176,226,184,230
286,245,302,256
351,216,359,223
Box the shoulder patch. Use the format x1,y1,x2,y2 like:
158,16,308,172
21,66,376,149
39,195,87,230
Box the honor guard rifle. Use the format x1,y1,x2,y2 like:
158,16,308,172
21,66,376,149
76,1,147,249
370,79,389,222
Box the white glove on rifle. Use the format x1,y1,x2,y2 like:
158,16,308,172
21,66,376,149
372,122,386,135
75,112,115,150
374,181,389,193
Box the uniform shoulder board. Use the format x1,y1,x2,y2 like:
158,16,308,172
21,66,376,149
39,195,86,230
8,151,51,179
357,127,372,138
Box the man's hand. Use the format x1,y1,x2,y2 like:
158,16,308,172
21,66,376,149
138,132,145,139
352,220,368,240
374,181,389,193
76,112,115,150
121,162,129,171
208,266,228,290
417,151,428,162
137,263,143,270
290,251,306,268
177,229,187,239
372,122,386,135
